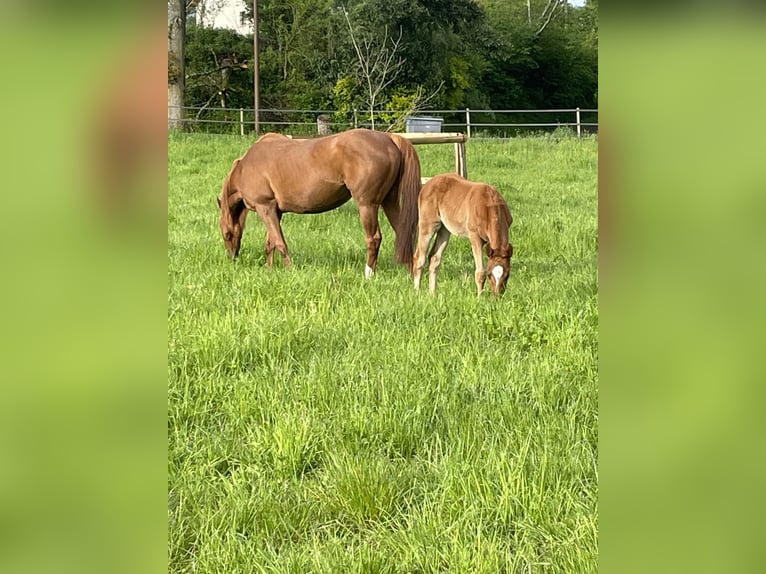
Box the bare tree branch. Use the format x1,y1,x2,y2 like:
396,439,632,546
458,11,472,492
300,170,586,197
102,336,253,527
535,0,565,37
195,91,222,120
343,7,405,129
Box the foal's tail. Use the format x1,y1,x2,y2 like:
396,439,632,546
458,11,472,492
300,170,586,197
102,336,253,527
387,133,422,266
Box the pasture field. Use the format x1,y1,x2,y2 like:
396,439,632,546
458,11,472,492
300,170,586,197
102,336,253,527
168,131,598,573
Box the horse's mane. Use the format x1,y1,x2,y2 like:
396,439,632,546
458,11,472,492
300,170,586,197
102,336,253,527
485,187,512,223
219,157,244,225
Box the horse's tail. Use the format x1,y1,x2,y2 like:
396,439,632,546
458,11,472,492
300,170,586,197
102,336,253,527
387,133,422,267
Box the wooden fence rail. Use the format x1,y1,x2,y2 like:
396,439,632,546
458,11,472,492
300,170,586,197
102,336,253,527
398,133,468,181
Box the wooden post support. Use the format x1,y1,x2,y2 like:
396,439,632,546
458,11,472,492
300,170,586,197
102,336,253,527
397,132,469,180
454,142,460,177
453,141,468,179
458,141,467,179
239,108,244,136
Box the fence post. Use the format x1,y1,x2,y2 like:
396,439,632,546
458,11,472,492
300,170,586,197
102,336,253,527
454,142,460,176
576,107,581,138
466,108,471,139
353,108,358,129
453,141,468,179
317,114,331,135
459,141,468,179
239,108,244,136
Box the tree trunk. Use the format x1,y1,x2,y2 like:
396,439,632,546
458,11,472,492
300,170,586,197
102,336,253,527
168,0,186,131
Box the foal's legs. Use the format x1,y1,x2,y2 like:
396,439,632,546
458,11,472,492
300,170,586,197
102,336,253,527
256,203,292,269
413,220,440,291
358,204,382,279
426,226,451,294
470,234,487,296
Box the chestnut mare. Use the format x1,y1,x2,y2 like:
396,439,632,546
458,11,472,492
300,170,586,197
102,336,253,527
413,173,513,296
217,129,421,277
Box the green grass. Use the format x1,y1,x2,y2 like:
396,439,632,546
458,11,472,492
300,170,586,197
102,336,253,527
168,131,598,572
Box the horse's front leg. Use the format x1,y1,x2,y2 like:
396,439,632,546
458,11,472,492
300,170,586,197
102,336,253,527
358,204,382,279
256,204,291,269
265,231,275,269
470,235,487,297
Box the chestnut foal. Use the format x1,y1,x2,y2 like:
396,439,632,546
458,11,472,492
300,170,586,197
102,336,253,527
413,173,513,296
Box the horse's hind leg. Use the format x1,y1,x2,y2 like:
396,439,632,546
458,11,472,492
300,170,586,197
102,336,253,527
427,226,451,294
413,220,440,291
358,204,382,279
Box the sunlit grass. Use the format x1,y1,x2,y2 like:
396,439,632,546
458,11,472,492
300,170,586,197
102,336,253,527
169,131,598,572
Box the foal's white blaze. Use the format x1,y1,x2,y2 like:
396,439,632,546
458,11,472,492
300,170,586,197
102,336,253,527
365,264,374,279
491,265,504,280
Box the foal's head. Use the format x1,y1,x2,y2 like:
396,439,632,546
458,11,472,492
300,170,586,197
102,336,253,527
487,244,513,296
217,196,245,259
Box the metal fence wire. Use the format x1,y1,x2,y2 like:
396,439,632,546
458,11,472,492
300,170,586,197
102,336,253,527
168,106,598,138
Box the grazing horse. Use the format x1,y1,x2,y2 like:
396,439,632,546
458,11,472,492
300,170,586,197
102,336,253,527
217,129,421,277
413,173,513,296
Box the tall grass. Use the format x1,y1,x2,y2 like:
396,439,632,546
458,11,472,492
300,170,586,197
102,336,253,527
168,131,598,572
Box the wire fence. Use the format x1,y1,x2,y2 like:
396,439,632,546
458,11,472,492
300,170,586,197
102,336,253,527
168,106,598,138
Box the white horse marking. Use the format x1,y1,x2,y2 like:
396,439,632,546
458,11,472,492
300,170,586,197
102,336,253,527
491,265,504,280
365,265,374,279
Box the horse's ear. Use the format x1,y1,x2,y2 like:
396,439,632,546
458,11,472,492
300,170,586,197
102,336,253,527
216,196,222,208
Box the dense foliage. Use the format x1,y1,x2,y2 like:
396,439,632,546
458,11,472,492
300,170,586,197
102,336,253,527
183,0,597,130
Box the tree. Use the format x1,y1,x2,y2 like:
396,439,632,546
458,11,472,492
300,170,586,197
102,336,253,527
245,0,339,110
184,25,253,118
342,7,405,129
179,0,597,132
346,0,491,110
168,0,186,130
477,0,597,113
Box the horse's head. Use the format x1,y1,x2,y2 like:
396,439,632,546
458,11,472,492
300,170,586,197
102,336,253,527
487,244,513,296
217,158,246,259
217,195,245,259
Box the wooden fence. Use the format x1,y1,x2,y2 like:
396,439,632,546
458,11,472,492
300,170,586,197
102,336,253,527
399,132,468,182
